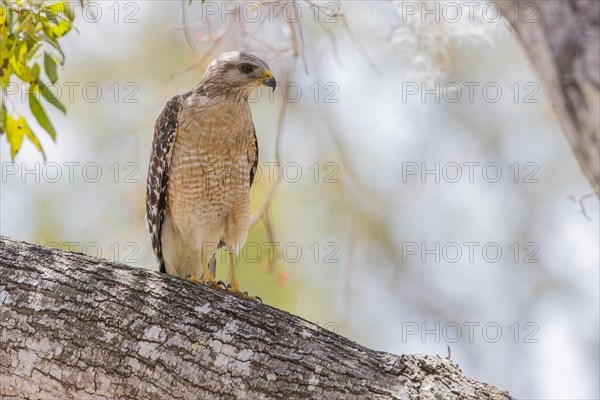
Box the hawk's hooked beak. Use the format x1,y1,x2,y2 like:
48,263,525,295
263,70,276,92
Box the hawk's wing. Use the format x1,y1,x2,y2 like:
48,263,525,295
249,123,259,188
146,95,183,273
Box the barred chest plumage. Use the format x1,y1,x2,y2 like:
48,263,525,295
167,92,256,235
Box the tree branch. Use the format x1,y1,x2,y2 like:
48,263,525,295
0,236,512,399
493,0,600,192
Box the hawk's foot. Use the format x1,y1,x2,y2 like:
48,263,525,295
226,283,262,302
186,274,225,289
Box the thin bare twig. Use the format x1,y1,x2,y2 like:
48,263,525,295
181,0,199,52
568,187,600,221
341,15,380,75
249,64,295,228
262,210,281,273
291,0,309,74
169,42,219,81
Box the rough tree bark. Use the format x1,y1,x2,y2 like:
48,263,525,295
0,236,512,399
493,0,600,192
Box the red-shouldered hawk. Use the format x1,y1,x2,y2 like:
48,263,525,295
146,51,276,299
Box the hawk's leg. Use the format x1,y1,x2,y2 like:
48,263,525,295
187,249,221,288
227,250,259,301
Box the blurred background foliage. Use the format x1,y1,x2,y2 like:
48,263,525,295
0,1,598,398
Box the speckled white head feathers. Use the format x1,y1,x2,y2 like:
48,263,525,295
201,51,276,95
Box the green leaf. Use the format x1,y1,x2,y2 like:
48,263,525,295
44,52,58,83
0,59,9,86
37,81,66,114
5,115,27,159
9,56,34,82
1,101,7,135
5,113,45,160
47,1,66,13
42,35,65,60
23,118,46,160
0,6,7,26
44,9,59,23
63,3,75,21
18,42,27,62
31,63,40,80
23,42,42,63
50,19,71,38
29,91,56,140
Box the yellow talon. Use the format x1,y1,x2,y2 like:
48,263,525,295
187,274,204,285
227,285,259,301
226,251,260,301
187,249,221,288
187,274,220,288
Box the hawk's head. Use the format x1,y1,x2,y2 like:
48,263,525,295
202,51,276,97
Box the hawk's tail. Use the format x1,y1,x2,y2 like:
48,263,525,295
159,240,223,276
209,239,225,277
208,255,217,277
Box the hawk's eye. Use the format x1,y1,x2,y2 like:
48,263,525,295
239,64,253,74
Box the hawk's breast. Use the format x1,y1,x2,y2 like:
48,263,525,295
167,97,254,231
